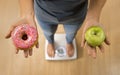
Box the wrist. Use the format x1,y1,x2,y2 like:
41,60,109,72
20,11,34,19
19,12,36,27
85,10,100,22
84,12,101,27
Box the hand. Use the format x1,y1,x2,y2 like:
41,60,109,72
5,15,39,58
81,18,110,58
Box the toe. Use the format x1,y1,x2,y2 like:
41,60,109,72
67,49,74,57
47,43,55,57
66,43,74,57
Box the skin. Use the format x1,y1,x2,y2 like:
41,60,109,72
5,0,110,58
5,0,39,58
81,0,110,58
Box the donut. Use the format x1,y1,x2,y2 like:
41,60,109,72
11,24,38,50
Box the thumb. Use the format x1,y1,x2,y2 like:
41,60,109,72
81,29,86,47
5,25,16,39
81,34,85,47
5,18,27,39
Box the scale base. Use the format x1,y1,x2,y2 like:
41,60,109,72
45,34,77,60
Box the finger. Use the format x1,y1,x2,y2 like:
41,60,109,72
81,33,86,47
105,37,110,45
86,43,97,58
5,25,17,38
5,19,27,39
24,50,29,58
15,47,19,54
35,42,39,48
91,47,97,59
98,44,104,53
86,43,92,56
29,49,33,56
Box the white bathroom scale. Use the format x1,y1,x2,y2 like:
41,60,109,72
45,34,77,60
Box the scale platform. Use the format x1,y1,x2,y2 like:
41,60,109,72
45,34,77,60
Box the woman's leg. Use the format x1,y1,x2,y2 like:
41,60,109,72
37,21,58,44
63,24,82,57
37,20,58,57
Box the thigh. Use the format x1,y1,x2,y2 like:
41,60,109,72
63,24,82,34
38,20,58,32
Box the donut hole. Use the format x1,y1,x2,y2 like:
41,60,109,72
22,33,28,40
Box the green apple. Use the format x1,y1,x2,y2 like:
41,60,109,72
85,26,105,47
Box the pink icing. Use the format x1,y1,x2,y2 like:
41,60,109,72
11,24,38,49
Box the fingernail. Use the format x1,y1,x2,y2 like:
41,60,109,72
93,56,96,59
29,53,32,56
25,55,28,58
5,36,9,39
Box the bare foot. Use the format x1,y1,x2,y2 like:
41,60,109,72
66,43,74,57
47,43,55,57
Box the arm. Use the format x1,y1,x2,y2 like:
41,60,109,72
5,0,39,58
81,0,110,58
19,0,34,18
86,0,106,21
